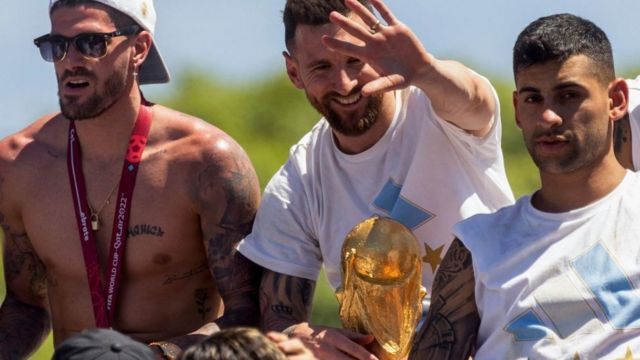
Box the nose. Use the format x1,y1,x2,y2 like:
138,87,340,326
539,108,563,129
333,67,358,96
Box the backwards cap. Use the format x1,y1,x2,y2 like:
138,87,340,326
49,0,170,85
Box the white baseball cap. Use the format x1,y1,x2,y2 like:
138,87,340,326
49,0,171,85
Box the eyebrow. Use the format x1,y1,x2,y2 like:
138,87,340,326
304,59,330,69
517,81,584,94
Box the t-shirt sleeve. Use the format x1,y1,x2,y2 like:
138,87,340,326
237,159,322,281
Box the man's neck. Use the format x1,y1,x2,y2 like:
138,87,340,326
333,91,396,155
72,89,143,162
533,154,627,213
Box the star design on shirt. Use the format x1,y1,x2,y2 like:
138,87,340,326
615,347,640,360
422,243,444,273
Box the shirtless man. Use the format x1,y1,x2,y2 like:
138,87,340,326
0,0,260,358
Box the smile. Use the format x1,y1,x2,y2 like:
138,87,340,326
333,93,362,105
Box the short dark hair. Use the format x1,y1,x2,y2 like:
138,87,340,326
283,0,373,52
50,0,137,29
180,328,287,360
513,13,615,84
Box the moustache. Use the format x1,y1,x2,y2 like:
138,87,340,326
533,129,570,142
59,68,96,82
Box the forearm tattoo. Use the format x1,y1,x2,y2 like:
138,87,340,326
196,155,261,329
409,239,479,360
0,291,51,360
0,209,50,357
260,270,315,332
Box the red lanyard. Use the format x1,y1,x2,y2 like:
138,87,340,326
67,105,152,327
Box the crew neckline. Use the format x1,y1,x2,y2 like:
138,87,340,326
524,170,633,222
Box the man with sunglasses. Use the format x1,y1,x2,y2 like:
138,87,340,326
0,0,261,358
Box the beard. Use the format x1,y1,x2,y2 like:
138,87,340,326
307,88,384,137
525,126,610,174
58,65,129,121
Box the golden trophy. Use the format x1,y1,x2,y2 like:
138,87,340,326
336,216,427,360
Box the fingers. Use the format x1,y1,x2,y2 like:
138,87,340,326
321,35,364,59
344,0,380,29
319,330,378,360
362,74,406,97
370,0,398,26
335,327,376,344
266,331,289,343
328,11,372,40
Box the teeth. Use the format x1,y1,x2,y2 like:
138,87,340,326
69,80,86,85
335,93,361,105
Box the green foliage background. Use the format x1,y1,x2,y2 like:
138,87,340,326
3,66,637,358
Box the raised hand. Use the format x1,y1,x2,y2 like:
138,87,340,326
322,0,432,96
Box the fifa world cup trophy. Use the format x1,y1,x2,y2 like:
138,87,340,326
336,216,426,360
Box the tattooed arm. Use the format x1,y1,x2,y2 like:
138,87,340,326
614,113,634,170
0,223,51,359
261,269,376,360
196,137,262,329
409,239,479,360
148,132,262,356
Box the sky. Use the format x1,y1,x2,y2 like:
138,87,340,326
1,1,639,137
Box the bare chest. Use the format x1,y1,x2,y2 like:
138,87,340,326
20,154,203,282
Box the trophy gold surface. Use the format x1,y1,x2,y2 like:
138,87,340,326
336,216,426,360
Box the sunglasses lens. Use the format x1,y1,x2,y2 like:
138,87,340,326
50,38,68,62
76,34,108,59
36,37,67,62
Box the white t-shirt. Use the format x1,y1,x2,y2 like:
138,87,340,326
627,76,640,170
455,171,640,360
238,85,514,294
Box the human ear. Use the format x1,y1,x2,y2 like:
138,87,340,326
609,78,629,122
132,30,152,69
284,51,304,89
513,90,522,129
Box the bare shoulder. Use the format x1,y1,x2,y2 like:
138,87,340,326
0,113,66,205
0,113,61,167
151,105,252,166
150,105,260,223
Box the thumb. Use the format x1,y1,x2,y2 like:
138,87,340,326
339,328,376,345
362,74,405,97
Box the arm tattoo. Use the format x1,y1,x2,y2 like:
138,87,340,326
409,239,480,360
0,290,51,360
196,153,261,329
613,113,634,170
0,211,51,356
260,270,316,332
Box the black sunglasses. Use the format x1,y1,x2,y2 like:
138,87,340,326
33,25,141,62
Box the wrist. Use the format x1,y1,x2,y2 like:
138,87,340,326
148,341,181,360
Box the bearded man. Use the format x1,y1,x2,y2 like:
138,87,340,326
236,0,514,358
0,0,261,358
